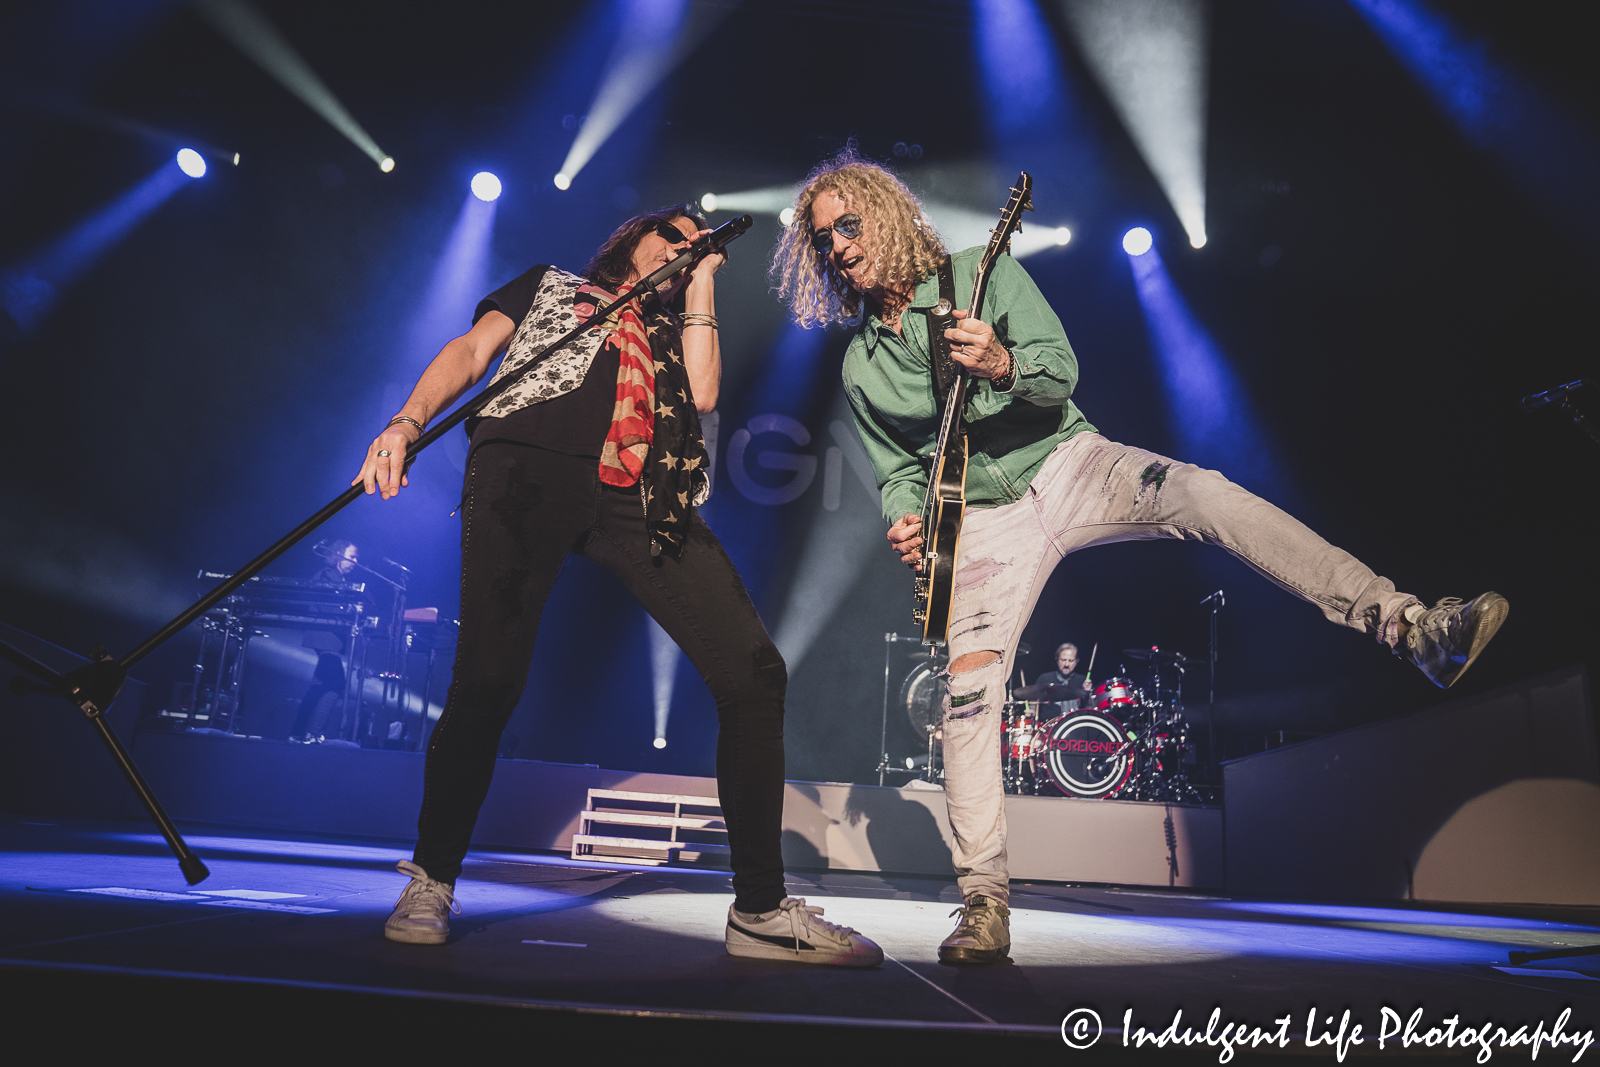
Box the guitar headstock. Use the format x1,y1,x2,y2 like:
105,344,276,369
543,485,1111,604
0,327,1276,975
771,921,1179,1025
972,172,1034,317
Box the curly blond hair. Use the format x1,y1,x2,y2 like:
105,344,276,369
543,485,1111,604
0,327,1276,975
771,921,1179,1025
770,146,947,328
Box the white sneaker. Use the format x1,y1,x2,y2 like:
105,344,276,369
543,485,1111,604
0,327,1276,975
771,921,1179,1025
384,860,459,945
726,897,883,967
938,894,1010,964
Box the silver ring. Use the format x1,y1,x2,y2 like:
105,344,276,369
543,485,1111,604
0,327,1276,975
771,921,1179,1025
377,450,391,457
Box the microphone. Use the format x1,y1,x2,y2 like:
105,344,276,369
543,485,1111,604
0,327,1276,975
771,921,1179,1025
1199,590,1225,607
641,216,754,292
1521,380,1586,413
383,557,411,573
312,540,334,559
696,213,753,255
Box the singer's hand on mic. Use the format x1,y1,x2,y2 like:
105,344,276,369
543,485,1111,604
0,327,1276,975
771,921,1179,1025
688,229,726,286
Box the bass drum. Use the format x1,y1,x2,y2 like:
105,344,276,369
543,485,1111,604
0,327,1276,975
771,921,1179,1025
1040,709,1134,799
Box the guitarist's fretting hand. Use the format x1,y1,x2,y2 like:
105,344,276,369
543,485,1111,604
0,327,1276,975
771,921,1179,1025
945,310,1014,381
888,513,924,566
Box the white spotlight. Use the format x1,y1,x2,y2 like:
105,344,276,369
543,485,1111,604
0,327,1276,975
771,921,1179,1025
1190,232,1207,249
1123,227,1154,256
379,156,395,173
176,148,206,178
232,152,241,166
700,192,718,213
652,737,667,750
1061,0,1209,251
1054,227,1073,246
553,172,572,191
470,172,502,202
779,207,795,227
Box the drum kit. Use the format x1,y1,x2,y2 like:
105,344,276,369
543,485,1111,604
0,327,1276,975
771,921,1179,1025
889,640,1212,804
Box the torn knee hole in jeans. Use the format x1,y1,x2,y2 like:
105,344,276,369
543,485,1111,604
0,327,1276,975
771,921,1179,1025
947,684,988,721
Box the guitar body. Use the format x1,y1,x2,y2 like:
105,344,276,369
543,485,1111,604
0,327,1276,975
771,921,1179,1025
911,172,1033,648
917,434,968,645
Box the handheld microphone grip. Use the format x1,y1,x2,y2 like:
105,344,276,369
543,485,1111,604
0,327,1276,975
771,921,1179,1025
641,215,754,291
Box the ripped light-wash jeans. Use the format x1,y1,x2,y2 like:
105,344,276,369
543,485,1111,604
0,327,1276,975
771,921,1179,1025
940,433,1419,903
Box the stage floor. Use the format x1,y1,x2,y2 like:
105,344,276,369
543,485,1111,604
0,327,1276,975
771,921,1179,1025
3,816,1597,1057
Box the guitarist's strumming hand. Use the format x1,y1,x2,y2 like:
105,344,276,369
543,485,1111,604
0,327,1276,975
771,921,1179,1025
888,513,924,567
945,310,1014,382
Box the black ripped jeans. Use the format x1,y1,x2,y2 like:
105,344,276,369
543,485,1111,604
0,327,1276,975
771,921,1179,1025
413,443,788,914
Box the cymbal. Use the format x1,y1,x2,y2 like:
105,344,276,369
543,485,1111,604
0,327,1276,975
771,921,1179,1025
1012,681,1080,701
1122,648,1188,664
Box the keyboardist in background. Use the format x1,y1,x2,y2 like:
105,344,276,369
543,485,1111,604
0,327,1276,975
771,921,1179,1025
313,540,361,587
291,539,368,742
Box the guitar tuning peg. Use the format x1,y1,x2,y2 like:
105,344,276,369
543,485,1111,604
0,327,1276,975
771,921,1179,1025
1024,200,1035,211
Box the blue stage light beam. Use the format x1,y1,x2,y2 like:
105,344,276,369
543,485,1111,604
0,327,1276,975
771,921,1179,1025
1347,0,1600,245
975,0,1070,151
1060,0,1210,248
553,0,727,189
404,193,499,374
1126,241,1287,500
194,0,393,171
647,616,680,747
1,160,190,337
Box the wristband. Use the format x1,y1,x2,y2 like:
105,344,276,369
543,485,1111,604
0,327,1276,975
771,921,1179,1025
387,415,425,437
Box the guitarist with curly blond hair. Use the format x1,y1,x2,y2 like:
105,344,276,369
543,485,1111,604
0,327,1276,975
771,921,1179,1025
773,146,1508,966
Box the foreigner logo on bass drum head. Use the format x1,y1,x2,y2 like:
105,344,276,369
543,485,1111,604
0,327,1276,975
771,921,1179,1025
1042,709,1133,798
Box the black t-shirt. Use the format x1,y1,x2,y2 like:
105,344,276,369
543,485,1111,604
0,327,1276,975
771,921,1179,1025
469,266,620,458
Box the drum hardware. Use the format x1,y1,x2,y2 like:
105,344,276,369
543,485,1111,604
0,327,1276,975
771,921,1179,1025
879,633,939,785
1016,642,1214,803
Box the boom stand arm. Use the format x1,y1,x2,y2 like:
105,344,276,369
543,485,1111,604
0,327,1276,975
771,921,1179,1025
0,215,754,882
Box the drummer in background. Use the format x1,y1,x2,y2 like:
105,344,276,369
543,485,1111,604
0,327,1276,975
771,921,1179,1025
1034,642,1094,716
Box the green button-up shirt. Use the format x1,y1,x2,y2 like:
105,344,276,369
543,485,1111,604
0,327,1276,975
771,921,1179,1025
842,246,1094,526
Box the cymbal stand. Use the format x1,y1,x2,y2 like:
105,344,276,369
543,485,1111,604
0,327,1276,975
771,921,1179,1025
0,216,756,882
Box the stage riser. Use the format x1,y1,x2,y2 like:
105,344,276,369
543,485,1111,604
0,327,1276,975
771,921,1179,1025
1223,666,1599,906
115,730,1223,887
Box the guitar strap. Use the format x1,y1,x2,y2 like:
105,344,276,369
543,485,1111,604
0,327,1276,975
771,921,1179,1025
922,256,959,405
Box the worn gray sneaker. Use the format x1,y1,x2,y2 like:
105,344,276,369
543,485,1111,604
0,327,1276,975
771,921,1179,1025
1403,592,1509,689
939,894,1011,965
726,897,884,967
384,860,459,945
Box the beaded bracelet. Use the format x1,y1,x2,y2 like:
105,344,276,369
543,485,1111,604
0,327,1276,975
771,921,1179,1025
991,351,1018,392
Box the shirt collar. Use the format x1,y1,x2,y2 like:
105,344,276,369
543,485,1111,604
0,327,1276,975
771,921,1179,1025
858,268,941,352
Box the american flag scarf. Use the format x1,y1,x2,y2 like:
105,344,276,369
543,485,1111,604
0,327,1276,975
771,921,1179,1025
577,281,709,556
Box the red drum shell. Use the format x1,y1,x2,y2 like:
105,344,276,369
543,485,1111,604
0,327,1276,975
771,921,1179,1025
1093,677,1137,709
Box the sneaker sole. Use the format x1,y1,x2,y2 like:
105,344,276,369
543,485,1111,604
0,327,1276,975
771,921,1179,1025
1443,593,1510,688
384,924,448,945
938,943,1011,965
726,930,883,968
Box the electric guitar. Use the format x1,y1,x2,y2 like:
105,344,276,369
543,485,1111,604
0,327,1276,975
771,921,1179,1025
913,172,1034,647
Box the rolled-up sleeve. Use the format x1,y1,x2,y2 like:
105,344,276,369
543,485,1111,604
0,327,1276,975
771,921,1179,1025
983,254,1078,406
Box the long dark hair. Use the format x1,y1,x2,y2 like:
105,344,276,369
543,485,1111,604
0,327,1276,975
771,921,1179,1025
582,204,706,292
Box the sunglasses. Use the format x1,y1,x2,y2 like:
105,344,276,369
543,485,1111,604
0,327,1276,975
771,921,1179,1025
653,219,694,246
810,213,863,256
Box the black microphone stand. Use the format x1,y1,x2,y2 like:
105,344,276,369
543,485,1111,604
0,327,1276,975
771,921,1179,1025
0,216,754,883
1201,590,1224,796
